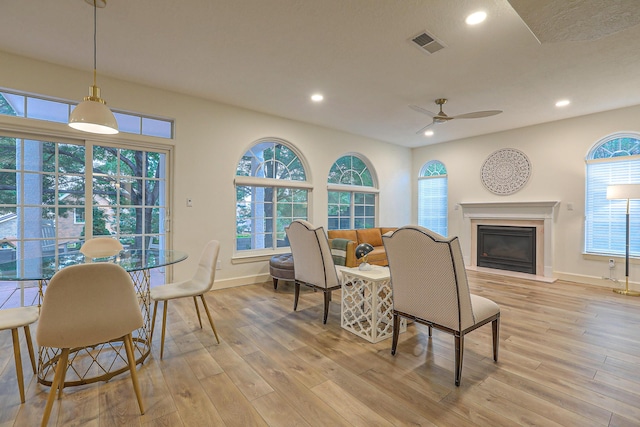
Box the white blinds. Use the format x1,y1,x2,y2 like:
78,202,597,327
585,158,640,256
418,176,448,236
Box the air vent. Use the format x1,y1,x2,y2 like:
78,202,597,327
410,30,445,54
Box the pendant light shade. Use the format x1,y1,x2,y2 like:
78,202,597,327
69,0,118,135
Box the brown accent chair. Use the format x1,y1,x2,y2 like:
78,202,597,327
327,227,397,267
383,225,500,386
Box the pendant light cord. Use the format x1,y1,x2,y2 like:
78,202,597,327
93,0,97,86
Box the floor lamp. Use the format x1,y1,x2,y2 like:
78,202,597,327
606,184,640,296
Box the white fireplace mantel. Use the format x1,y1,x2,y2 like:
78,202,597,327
459,201,559,278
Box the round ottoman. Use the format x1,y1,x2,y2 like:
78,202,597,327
269,253,295,290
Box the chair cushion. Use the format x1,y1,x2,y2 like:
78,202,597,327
327,230,357,242
0,306,39,329
470,294,500,323
357,228,383,247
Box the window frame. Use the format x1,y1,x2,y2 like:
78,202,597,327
234,138,311,257
326,154,378,230
585,133,640,257
417,160,448,236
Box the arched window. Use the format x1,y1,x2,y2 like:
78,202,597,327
327,154,377,230
418,160,448,236
235,139,309,251
585,134,640,256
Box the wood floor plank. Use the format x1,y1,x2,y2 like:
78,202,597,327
243,350,352,427
200,373,269,427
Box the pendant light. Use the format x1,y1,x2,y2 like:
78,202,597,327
68,0,118,134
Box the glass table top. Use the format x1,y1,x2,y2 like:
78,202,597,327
0,249,188,281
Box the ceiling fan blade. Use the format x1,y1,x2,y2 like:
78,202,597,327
453,110,503,119
415,122,435,134
409,104,436,117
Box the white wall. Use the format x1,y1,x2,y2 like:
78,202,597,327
0,51,412,287
412,104,640,290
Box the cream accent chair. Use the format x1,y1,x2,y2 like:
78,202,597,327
383,225,500,386
80,237,123,258
150,240,220,359
285,220,346,324
0,306,39,403
36,263,144,426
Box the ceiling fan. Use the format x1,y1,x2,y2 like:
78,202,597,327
410,98,502,134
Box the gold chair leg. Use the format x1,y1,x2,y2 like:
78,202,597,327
57,350,68,400
124,334,145,415
160,301,168,359
24,325,37,374
41,348,69,427
193,296,203,328
150,300,159,344
199,294,220,344
11,328,25,403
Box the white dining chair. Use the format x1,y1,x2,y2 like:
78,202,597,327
150,240,221,359
36,263,145,426
0,306,39,403
80,237,123,258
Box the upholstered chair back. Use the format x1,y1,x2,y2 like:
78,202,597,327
80,237,123,258
383,225,476,332
191,240,220,293
285,220,340,289
37,263,143,349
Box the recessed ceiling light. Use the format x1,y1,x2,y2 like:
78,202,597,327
466,11,487,25
424,130,434,136
555,99,570,107
311,94,324,102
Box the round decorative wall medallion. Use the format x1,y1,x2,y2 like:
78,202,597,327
481,148,531,195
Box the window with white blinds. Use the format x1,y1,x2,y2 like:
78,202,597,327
418,160,447,236
585,134,640,256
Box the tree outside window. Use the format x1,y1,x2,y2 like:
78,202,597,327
327,154,377,230
235,140,309,251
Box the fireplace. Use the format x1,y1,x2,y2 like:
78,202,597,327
477,225,536,274
459,201,559,279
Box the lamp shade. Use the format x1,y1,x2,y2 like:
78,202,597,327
606,184,640,200
355,243,374,259
69,98,119,135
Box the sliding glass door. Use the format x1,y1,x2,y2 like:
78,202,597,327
0,133,171,307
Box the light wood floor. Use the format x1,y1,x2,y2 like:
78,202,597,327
2,271,640,426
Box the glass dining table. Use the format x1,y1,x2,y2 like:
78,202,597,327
0,248,188,387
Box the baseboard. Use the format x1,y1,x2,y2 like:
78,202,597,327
554,270,640,292
212,273,272,290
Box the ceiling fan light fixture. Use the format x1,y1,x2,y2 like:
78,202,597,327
424,130,434,136
466,11,487,25
555,99,570,107
311,93,324,102
69,0,118,135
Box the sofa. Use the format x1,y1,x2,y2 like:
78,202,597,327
327,227,397,267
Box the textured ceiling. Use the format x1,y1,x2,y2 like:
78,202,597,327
1,0,639,148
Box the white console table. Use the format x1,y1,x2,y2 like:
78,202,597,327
341,265,406,343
